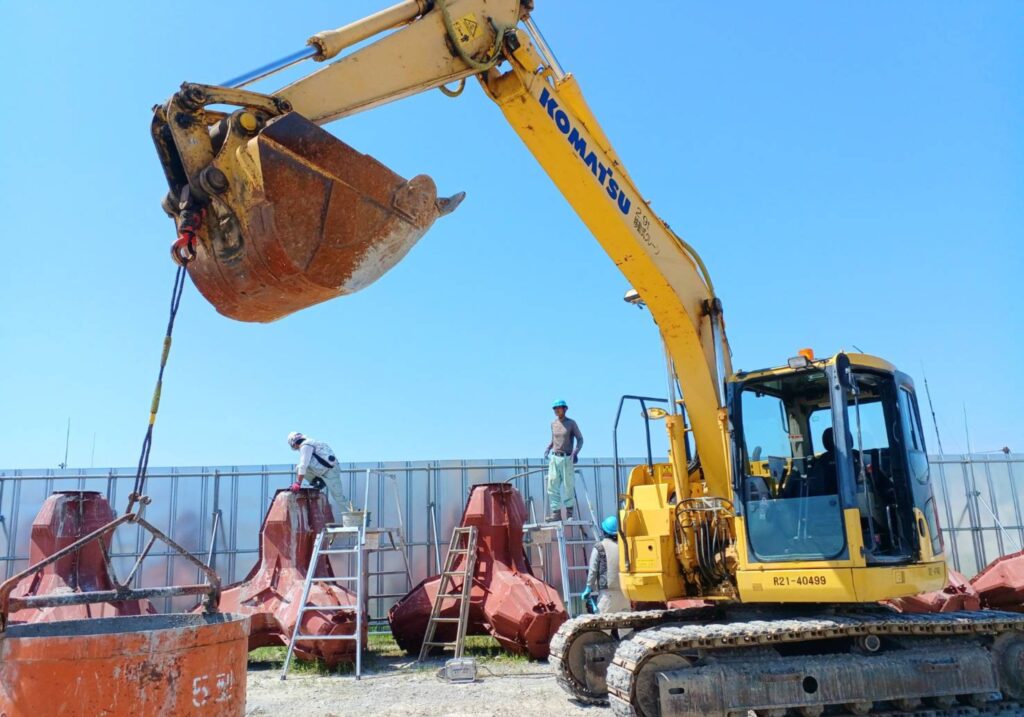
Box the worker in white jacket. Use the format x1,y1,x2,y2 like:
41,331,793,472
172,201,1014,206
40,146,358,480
287,432,346,509
582,515,630,614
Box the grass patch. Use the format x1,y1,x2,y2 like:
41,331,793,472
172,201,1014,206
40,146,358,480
462,636,530,664
248,632,533,675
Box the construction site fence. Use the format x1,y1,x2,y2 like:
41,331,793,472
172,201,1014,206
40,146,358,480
0,453,1021,619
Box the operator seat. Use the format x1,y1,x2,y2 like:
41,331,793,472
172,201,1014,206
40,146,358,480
806,427,840,497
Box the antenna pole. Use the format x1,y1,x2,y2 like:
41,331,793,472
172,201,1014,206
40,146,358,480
921,366,945,454
60,417,71,469
963,404,973,456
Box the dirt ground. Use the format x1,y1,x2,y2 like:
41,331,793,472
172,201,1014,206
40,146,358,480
244,643,599,717
245,657,597,717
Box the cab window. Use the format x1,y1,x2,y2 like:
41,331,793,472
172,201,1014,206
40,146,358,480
897,387,928,484
737,369,846,562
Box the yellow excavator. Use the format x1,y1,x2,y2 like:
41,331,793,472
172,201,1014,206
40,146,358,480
151,2,1024,715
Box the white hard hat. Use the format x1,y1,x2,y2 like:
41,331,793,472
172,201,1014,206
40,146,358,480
287,431,305,449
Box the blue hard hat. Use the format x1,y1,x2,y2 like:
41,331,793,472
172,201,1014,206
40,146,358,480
552,399,568,409
601,515,618,536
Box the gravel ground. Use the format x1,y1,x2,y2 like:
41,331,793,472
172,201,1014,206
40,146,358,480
245,655,599,717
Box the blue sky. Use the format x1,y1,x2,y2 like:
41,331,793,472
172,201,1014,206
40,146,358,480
0,1,1020,470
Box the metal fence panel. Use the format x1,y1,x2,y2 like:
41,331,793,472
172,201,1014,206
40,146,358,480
1,454,1021,619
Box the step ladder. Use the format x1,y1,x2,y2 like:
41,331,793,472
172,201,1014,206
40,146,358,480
364,527,413,629
522,469,597,617
281,524,364,680
524,519,593,617
417,526,478,661
361,469,416,628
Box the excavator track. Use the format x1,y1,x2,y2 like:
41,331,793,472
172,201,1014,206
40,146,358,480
550,606,718,704
604,610,1024,717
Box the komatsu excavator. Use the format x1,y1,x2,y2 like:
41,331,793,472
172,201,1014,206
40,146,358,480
151,2,1024,715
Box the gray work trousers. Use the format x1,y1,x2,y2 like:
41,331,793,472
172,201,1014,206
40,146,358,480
314,463,347,511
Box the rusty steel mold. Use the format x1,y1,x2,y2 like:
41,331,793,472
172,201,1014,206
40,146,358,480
0,612,249,716
389,483,567,659
8,491,156,624
971,549,1024,612
890,551,1024,614
884,568,981,613
204,487,361,665
0,506,221,632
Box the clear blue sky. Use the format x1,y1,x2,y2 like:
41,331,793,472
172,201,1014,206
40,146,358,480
0,2,1020,470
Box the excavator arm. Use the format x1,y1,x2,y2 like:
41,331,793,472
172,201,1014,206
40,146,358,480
151,0,733,564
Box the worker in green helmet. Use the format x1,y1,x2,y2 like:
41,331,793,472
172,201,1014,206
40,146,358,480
544,399,583,522
582,515,629,614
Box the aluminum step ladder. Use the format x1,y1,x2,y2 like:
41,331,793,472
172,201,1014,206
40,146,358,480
361,469,416,628
523,469,598,617
523,518,593,617
417,526,478,661
364,526,413,629
281,523,364,680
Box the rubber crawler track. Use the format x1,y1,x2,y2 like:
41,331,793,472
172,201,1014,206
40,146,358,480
549,606,718,704
602,609,1024,717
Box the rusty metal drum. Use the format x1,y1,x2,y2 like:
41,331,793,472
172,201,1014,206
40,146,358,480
0,613,249,717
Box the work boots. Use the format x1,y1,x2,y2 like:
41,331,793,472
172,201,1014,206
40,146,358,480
545,507,574,523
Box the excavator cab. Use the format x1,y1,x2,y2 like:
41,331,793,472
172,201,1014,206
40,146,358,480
730,352,946,601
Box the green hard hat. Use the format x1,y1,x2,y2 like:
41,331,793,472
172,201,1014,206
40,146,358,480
552,400,568,408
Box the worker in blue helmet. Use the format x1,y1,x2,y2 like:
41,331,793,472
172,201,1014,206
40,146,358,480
543,399,584,522
582,515,630,614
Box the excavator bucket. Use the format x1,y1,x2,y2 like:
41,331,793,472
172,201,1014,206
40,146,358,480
154,101,462,323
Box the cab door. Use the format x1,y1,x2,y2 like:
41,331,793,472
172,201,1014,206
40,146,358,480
893,373,944,558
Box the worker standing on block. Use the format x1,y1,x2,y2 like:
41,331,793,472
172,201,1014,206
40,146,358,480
287,432,346,509
544,399,583,522
582,516,629,614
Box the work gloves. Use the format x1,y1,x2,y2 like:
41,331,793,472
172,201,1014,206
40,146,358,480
581,586,597,614
290,478,326,493
544,448,551,460
572,452,579,464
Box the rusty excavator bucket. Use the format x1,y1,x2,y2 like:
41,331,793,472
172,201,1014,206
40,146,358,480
152,84,462,323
